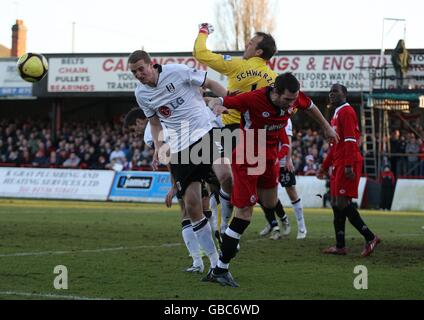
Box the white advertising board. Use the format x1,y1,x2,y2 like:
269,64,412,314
46,56,226,93
278,176,366,208
391,179,424,211
0,168,115,201
46,53,424,93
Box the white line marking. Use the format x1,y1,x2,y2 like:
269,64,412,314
1,232,421,258
0,291,110,300
0,243,181,258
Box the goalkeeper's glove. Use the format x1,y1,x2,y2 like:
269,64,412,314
198,23,214,35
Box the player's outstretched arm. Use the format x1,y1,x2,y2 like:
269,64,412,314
203,78,227,97
207,97,229,115
305,105,339,143
193,23,239,75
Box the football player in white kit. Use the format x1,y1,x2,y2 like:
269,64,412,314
124,107,220,274
128,50,233,277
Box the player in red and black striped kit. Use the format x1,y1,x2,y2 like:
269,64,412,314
318,84,381,257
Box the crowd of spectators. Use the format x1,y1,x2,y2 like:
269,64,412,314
0,118,423,178
0,118,154,171
389,127,424,178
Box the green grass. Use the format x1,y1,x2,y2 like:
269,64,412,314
0,199,423,300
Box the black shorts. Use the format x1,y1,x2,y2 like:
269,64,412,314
203,168,220,188
201,181,209,198
279,167,296,188
170,129,223,198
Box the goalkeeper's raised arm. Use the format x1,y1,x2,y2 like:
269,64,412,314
193,23,241,76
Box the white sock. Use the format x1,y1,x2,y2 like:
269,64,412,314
209,194,219,233
181,220,203,267
219,189,233,234
192,218,219,268
292,198,306,231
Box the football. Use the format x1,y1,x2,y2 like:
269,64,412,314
16,52,48,82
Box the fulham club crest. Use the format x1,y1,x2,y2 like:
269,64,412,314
166,83,176,93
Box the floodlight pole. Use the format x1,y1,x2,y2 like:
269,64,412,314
380,17,406,56
71,22,76,53
13,1,20,18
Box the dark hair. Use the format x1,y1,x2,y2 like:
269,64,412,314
123,107,146,129
340,84,348,96
274,72,300,94
128,50,152,64
332,83,348,96
255,32,277,60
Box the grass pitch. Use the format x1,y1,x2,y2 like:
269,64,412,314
0,199,423,300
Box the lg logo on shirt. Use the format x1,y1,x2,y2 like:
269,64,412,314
158,97,185,118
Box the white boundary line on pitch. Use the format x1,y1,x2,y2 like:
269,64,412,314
0,291,110,300
0,243,182,258
1,232,421,258
0,238,268,258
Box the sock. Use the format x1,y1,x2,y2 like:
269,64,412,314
343,203,375,242
192,217,219,268
292,198,306,231
216,217,250,274
260,204,278,228
332,206,346,248
219,189,233,234
209,194,219,233
274,199,288,222
181,220,203,267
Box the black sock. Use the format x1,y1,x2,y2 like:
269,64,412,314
274,199,287,221
218,217,250,268
203,210,212,219
332,206,346,248
343,203,375,242
261,205,278,228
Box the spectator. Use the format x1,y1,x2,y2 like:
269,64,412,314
303,155,318,176
397,135,407,176
0,140,7,162
391,39,410,89
109,144,126,165
6,147,19,164
19,148,32,165
48,151,60,167
405,134,419,176
380,165,395,210
92,154,107,170
62,152,81,168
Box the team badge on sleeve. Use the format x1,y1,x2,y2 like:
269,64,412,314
223,55,232,61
